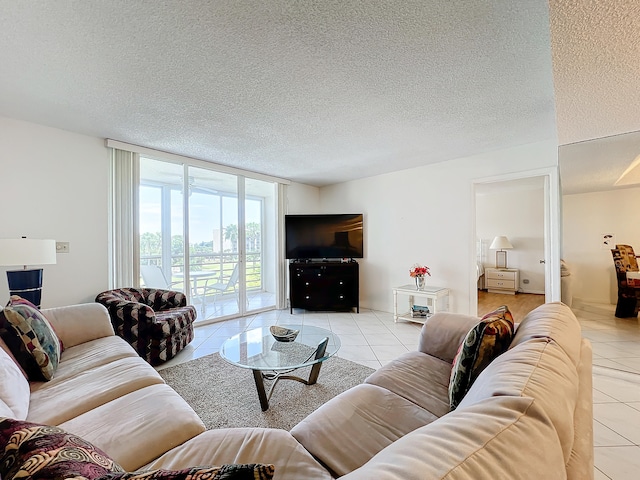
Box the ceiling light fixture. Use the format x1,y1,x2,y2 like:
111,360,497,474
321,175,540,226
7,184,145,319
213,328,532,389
614,154,640,187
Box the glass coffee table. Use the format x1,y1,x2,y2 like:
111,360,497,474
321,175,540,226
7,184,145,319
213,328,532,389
220,325,341,411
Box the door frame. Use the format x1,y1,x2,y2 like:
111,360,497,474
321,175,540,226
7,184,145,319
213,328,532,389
470,166,561,315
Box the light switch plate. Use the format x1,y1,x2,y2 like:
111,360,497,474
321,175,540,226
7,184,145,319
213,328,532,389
56,241,70,253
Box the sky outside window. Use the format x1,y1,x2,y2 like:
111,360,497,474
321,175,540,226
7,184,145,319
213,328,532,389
140,185,261,243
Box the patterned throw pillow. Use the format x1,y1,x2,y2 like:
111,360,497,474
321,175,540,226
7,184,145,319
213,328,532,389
448,305,515,409
0,418,125,480
97,464,275,479
0,295,61,380
0,418,275,480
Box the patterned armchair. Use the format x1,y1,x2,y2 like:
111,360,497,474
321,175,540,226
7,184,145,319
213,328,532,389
611,244,640,318
95,288,196,365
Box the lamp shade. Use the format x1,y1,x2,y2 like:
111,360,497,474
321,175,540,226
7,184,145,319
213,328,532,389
0,238,57,267
489,236,513,250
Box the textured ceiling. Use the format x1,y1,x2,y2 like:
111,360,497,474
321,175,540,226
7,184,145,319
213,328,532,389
0,0,557,186
0,1,636,191
560,131,640,195
550,0,640,145
550,0,640,194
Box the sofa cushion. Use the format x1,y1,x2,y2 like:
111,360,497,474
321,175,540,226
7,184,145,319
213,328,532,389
458,337,580,464
152,308,197,337
418,312,481,363
28,356,164,425
448,305,514,409
41,303,115,349
0,418,124,480
53,335,139,382
146,288,188,310
144,428,331,480
0,296,62,381
96,464,274,479
340,395,566,480
511,301,582,366
364,350,451,417
0,398,14,417
0,346,30,419
59,384,205,471
291,383,440,477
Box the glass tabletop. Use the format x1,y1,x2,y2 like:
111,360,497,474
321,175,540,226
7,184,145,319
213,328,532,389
395,284,448,294
220,325,341,371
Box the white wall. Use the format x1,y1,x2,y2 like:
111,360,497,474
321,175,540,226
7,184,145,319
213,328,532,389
476,187,545,293
563,187,640,305
0,117,321,309
0,117,109,307
286,182,320,213
0,116,559,315
320,141,559,314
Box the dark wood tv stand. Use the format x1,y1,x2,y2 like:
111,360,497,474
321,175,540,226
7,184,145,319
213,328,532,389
289,260,359,314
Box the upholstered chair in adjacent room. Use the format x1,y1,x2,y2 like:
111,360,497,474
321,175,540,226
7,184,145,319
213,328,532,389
95,288,196,365
611,244,640,318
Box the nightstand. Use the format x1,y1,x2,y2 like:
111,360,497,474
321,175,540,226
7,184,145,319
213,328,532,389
485,268,519,295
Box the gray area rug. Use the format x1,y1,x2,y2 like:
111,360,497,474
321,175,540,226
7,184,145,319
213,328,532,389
159,353,375,431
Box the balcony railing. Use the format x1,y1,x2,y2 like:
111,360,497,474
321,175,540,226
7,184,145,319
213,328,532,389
140,251,262,292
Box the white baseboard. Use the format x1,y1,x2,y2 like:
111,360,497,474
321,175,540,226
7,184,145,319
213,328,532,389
572,298,616,315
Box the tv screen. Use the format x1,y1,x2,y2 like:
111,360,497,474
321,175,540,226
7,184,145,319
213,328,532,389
285,214,364,259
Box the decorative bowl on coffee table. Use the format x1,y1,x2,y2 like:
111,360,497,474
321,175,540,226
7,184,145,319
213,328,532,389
270,325,300,342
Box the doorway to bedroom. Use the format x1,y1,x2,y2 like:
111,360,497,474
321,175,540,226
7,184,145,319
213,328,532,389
474,175,549,320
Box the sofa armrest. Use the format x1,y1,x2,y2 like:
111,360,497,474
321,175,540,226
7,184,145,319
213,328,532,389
103,300,157,329
147,289,188,310
418,312,479,363
41,303,115,349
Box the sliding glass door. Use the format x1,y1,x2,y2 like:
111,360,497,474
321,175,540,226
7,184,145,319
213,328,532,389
186,166,240,318
138,157,277,322
245,178,277,312
139,159,185,293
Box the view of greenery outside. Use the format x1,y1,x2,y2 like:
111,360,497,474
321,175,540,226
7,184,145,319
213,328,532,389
140,223,262,291
138,159,273,314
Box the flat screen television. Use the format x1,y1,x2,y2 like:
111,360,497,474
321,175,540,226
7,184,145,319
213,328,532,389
285,214,364,260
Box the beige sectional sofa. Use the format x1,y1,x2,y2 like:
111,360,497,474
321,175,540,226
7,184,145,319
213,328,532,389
293,302,594,479
2,303,206,471
0,301,592,479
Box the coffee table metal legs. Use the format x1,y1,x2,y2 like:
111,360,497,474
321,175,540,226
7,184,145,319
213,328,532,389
252,370,270,411
252,361,325,411
307,361,322,384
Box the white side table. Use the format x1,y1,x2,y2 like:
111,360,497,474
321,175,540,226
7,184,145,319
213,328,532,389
393,284,450,324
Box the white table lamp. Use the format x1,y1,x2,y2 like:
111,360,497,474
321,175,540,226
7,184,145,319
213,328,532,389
489,236,513,268
0,237,57,308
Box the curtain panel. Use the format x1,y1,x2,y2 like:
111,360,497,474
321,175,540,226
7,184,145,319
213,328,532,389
109,148,140,288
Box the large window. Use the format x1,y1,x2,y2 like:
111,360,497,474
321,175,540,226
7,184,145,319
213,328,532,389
138,157,278,322
139,161,185,274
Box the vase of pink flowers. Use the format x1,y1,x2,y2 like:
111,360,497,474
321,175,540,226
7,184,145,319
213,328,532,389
409,263,431,290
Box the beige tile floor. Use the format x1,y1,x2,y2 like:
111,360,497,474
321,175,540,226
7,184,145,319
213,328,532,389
575,301,640,480
158,303,640,480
